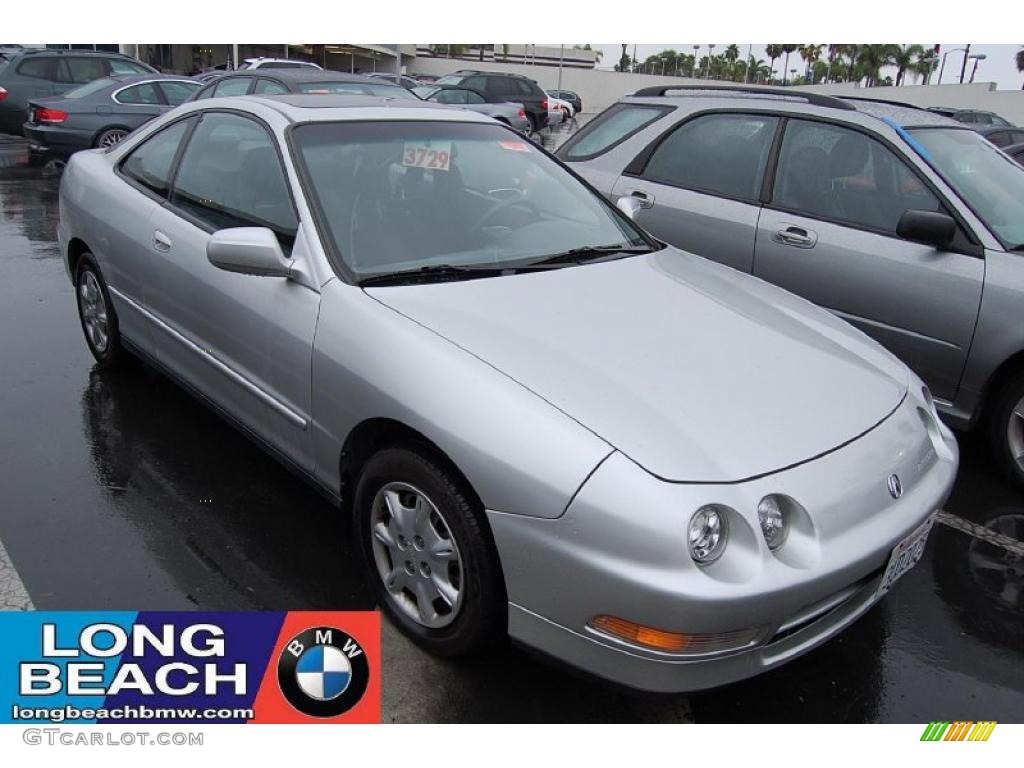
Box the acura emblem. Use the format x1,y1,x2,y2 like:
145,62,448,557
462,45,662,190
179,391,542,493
887,474,903,499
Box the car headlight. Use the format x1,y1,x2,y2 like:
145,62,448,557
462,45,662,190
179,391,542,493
688,506,728,564
757,495,789,550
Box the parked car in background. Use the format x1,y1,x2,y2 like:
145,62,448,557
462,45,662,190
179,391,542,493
1003,141,1024,167
59,93,956,692
411,73,439,85
0,48,156,135
191,69,419,101
926,106,1015,129
433,70,548,132
0,45,24,64
546,91,576,123
366,72,420,90
548,88,582,114
977,125,1024,148
413,85,529,133
559,85,1024,485
239,57,322,71
22,74,200,156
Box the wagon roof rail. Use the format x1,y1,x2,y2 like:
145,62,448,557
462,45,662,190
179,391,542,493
630,84,857,111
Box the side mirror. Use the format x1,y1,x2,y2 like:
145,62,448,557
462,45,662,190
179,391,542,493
207,227,292,278
896,210,956,250
616,193,653,220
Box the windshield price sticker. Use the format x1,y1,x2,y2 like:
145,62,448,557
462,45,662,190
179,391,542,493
498,140,530,152
402,142,451,172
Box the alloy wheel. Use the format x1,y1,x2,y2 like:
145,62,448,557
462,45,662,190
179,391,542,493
78,270,109,353
369,481,464,629
1006,395,1024,474
99,130,128,148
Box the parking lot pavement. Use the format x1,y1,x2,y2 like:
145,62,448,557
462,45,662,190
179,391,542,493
0,129,1021,723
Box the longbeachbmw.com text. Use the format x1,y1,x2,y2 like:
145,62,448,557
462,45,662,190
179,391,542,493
12,704,252,722
23,728,203,746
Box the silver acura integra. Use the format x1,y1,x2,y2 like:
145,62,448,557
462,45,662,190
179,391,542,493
59,94,958,691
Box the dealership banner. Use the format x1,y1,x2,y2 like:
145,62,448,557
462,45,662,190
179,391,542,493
0,612,380,724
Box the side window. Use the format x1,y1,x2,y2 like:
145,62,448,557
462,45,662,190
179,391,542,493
159,81,200,105
116,82,162,105
253,78,288,95
987,131,1010,148
16,57,52,79
64,57,108,84
773,120,942,234
973,112,993,125
120,118,194,198
513,79,535,97
489,77,516,98
170,113,297,246
563,104,670,161
212,77,253,97
461,76,487,93
108,59,150,75
465,90,485,105
433,88,467,105
641,113,778,201
991,115,1012,128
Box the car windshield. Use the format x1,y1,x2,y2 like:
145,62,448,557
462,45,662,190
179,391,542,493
64,78,118,99
297,81,418,99
910,127,1024,249
292,120,651,281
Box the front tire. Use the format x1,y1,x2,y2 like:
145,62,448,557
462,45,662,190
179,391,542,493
354,446,504,656
75,255,124,368
989,370,1024,486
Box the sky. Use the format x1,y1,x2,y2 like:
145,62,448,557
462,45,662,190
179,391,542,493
594,44,1023,90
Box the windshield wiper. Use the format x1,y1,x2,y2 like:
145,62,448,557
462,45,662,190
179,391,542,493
359,263,507,286
528,243,654,267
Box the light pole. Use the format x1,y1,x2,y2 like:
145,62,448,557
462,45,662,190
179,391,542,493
707,44,716,79
937,47,966,85
968,53,986,83
693,45,700,78
959,43,971,84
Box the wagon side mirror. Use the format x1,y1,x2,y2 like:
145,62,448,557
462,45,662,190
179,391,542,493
896,210,956,250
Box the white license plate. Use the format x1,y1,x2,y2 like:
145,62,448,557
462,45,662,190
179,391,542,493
877,514,936,595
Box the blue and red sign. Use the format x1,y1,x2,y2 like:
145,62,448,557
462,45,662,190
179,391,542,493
0,611,380,724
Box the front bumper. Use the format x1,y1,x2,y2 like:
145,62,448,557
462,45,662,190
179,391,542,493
487,388,958,692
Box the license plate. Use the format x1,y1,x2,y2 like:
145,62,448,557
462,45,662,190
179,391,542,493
878,514,936,595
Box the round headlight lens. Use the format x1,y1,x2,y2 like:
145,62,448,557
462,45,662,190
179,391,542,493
757,495,788,550
688,506,728,564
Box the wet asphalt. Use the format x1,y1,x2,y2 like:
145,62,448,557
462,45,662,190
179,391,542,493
0,126,1021,723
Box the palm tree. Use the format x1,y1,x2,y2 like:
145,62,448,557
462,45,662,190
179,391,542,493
781,44,799,85
765,44,783,84
856,45,895,87
747,56,768,83
1017,46,1024,89
890,44,924,86
798,44,824,83
617,44,630,73
913,48,938,84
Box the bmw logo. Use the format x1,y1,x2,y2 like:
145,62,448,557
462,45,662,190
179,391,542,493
887,473,903,499
277,626,370,717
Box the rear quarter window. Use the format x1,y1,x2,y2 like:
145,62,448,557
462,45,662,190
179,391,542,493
560,103,672,161
16,57,52,79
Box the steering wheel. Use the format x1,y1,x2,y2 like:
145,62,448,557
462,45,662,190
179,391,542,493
470,196,541,233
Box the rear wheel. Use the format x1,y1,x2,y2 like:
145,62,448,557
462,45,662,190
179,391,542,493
75,255,124,368
354,445,504,656
989,370,1024,486
95,128,129,149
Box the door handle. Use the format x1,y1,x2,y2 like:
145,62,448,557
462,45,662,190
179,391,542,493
629,190,655,209
152,230,172,252
774,225,817,248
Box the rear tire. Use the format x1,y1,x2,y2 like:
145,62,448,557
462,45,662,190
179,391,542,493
75,255,124,368
354,445,504,657
95,128,129,149
988,370,1024,487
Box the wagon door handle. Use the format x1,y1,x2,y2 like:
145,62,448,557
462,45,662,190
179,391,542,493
774,225,817,248
152,230,172,252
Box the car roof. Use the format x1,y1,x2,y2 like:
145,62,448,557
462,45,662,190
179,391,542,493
213,69,384,84
18,48,138,59
193,93,493,123
621,85,966,130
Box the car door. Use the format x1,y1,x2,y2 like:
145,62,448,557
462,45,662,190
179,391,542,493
753,118,985,401
609,112,780,272
106,116,197,348
145,110,319,469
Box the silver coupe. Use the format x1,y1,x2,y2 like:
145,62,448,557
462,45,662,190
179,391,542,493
59,94,958,691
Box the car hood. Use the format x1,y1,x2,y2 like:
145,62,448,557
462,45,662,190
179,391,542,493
367,248,908,482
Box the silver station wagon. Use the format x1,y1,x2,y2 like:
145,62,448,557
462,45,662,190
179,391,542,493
59,94,957,691
559,85,1024,487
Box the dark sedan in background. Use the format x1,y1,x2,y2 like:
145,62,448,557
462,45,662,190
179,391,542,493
191,68,419,100
1003,142,1024,167
22,74,200,157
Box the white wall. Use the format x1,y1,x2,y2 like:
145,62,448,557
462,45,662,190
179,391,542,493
800,81,1024,126
408,56,1024,124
